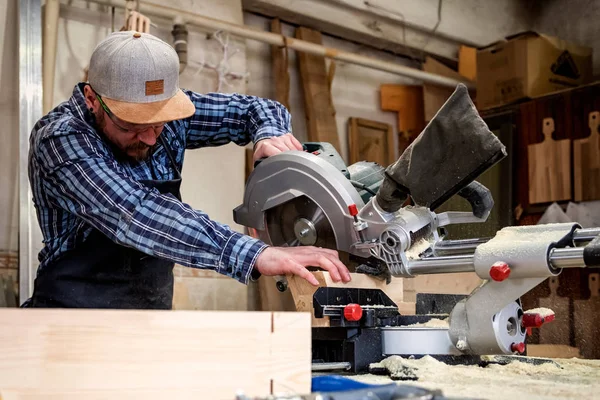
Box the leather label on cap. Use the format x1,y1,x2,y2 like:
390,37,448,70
145,80,164,96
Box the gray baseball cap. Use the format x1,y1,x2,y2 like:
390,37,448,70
88,31,195,124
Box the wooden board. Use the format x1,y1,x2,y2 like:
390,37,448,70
287,272,409,326
422,57,467,122
527,117,571,204
573,111,600,201
270,18,290,110
538,276,571,345
380,84,424,142
348,117,395,166
296,27,340,152
458,45,477,82
245,147,254,181
526,344,581,359
402,273,483,304
0,309,310,399
574,273,600,359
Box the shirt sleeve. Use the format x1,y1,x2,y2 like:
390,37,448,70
35,129,268,284
182,90,292,149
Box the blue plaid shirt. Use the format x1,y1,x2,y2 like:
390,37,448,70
28,83,291,284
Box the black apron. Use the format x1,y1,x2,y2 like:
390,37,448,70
27,136,182,309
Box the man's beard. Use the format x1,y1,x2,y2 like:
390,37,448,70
94,111,154,161
125,142,153,161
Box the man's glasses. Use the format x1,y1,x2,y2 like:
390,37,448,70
96,94,164,134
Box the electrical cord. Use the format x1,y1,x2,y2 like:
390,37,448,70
350,180,377,196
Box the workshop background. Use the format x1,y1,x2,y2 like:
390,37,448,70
1,0,600,360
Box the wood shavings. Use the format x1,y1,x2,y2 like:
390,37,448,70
525,307,555,318
403,318,449,328
406,238,432,260
359,355,600,400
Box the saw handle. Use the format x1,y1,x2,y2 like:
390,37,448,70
584,235,600,267
456,181,494,219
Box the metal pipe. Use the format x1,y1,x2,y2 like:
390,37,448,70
311,362,351,371
549,247,586,269
19,0,43,304
67,0,474,90
433,238,490,256
407,255,475,275
573,228,600,242
43,0,60,113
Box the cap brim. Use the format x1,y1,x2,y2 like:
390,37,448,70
103,89,195,124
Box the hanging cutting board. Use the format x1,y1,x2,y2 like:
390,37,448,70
528,118,571,204
538,276,570,345
574,273,600,359
574,111,600,201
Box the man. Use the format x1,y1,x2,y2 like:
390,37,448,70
24,31,351,309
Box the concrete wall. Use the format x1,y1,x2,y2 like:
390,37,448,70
530,0,600,77
243,0,532,64
244,12,421,163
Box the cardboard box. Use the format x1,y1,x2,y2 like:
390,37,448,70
476,31,592,110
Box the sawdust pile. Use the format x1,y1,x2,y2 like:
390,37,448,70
406,238,432,260
356,355,600,400
525,307,555,318
403,318,449,328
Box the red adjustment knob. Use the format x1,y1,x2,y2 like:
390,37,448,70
511,342,525,353
522,313,544,328
348,204,359,217
522,311,555,335
490,262,511,282
343,303,363,321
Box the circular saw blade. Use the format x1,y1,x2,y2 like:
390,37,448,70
265,196,337,249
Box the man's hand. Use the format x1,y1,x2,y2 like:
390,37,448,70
253,133,303,162
254,246,351,286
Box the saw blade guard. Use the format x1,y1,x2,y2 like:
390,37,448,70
233,149,365,254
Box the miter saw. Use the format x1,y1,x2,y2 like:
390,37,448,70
233,84,600,372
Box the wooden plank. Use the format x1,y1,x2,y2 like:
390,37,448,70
574,273,600,359
458,45,477,82
256,276,296,312
380,84,424,145
573,111,600,201
270,18,290,110
515,90,573,215
526,344,581,359
287,272,407,326
527,117,571,204
0,309,310,399
403,273,483,300
348,117,395,166
422,57,467,122
245,147,254,181
295,27,340,152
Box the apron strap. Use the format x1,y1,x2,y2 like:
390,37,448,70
159,135,182,180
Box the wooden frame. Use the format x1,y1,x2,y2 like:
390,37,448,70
0,309,310,399
348,117,395,166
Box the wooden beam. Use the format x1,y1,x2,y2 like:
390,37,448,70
0,309,310,399
348,117,395,166
458,45,477,82
287,272,411,326
296,26,341,152
243,0,463,62
270,18,290,110
380,84,424,151
422,57,469,122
